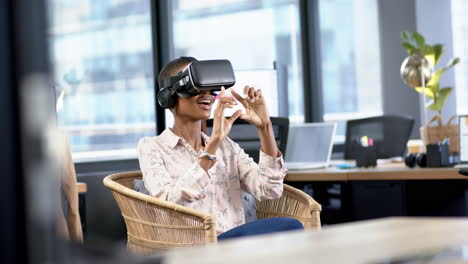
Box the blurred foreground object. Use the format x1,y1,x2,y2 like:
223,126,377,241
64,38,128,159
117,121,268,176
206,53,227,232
57,130,83,243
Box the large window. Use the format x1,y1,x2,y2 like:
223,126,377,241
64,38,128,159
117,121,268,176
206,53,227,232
47,0,384,162
452,0,468,115
48,0,156,161
165,0,304,127
318,0,382,139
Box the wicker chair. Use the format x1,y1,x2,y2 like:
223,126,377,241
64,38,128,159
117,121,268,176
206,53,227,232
103,171,321,254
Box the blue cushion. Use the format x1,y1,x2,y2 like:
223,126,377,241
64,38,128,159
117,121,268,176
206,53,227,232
133,179,150,195
242,192,257,223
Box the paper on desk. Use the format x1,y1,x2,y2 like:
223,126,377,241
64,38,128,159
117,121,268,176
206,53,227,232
377,157,404,164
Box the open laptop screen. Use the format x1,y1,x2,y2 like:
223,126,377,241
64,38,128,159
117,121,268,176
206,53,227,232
285,123,336,164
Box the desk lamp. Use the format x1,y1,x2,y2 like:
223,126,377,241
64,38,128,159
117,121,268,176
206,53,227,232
400,52,433,141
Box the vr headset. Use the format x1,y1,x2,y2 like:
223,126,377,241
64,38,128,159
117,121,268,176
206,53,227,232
158,59,236,109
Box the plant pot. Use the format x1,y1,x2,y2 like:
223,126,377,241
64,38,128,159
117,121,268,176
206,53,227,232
420,114,459,153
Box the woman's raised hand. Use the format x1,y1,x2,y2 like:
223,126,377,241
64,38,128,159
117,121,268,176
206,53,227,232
231,86,271,129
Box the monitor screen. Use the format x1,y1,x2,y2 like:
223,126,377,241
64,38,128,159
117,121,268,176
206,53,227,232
460,115,468,163
285,123,336,163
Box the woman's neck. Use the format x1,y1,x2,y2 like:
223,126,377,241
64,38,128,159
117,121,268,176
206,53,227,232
171,118,204,152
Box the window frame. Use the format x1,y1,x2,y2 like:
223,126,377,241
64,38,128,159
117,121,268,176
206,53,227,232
300,0,324,123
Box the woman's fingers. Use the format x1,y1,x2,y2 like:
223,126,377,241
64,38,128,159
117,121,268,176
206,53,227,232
254,89,262,100
233,86,263,108
228,109,242,124
243,85,249,96
214,87,237,118
214,99,236,119
230,89,248,108
214,99,230,117
213,100,224,118
247,87,255,103
218,96,237,105
242,86,260,103
220,86,226,97
222,103,235,109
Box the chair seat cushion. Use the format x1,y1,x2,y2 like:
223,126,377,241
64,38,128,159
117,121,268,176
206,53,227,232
133,179,150,195
242,192,257,223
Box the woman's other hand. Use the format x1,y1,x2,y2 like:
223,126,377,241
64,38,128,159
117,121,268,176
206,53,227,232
231,86,271,129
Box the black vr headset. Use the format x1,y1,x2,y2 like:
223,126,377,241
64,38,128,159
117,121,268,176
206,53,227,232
158,58,236,109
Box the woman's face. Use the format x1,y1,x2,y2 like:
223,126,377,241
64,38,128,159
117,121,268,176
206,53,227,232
173,90,215,121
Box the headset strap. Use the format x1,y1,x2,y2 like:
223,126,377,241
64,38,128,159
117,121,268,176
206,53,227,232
160,76,181,90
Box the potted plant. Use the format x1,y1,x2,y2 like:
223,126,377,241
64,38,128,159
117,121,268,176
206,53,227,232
400,31,460,153
401,31,460,115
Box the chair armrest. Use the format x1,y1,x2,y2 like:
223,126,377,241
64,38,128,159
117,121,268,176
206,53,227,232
256,184,322,230
103,173,217,253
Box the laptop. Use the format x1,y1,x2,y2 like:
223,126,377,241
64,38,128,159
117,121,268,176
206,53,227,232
455,115,468,168
285,122,337,170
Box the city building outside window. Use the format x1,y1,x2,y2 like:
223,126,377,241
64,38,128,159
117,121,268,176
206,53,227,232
318,0,382,141
48,0,156,162
165,0,304,127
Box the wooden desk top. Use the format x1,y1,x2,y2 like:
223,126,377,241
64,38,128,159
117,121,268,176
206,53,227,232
164,217,468,264
286,162,466,181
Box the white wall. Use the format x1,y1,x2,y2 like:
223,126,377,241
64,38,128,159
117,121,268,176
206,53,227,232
378,0,421,138
415,0,457,124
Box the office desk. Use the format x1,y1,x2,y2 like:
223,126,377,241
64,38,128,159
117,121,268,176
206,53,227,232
285,163,468,223
164,217,468,264
286,162,466,181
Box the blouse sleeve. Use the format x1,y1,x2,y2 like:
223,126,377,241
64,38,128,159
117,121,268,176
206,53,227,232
230,139,288,201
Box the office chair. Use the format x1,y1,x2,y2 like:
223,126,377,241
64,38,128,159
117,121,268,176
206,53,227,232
344,115,414,159
103,171,321,254
205,117,289,163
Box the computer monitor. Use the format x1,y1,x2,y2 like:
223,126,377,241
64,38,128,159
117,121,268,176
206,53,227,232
459,115,468,164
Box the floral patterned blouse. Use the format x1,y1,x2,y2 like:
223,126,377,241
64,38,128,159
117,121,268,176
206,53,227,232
137,128,288,234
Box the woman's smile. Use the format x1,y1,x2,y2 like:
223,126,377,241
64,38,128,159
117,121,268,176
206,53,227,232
196,95,215,111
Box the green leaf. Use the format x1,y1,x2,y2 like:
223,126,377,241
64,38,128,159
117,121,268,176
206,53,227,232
428,83,439,96
427,87,453,111
401,42,417,54
413,32,426,49
415,86,435,99
444,57,460,70
421,45,433,56
432,44,444,65
426,68,444,87
424,52,435,67
427,102,438,110
415,68,443,99
401,31,410,41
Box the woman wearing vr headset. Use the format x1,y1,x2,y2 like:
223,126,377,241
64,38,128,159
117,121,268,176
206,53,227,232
138,57,302,240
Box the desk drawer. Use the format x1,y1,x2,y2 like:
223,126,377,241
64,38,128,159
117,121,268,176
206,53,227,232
351,181,406,220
